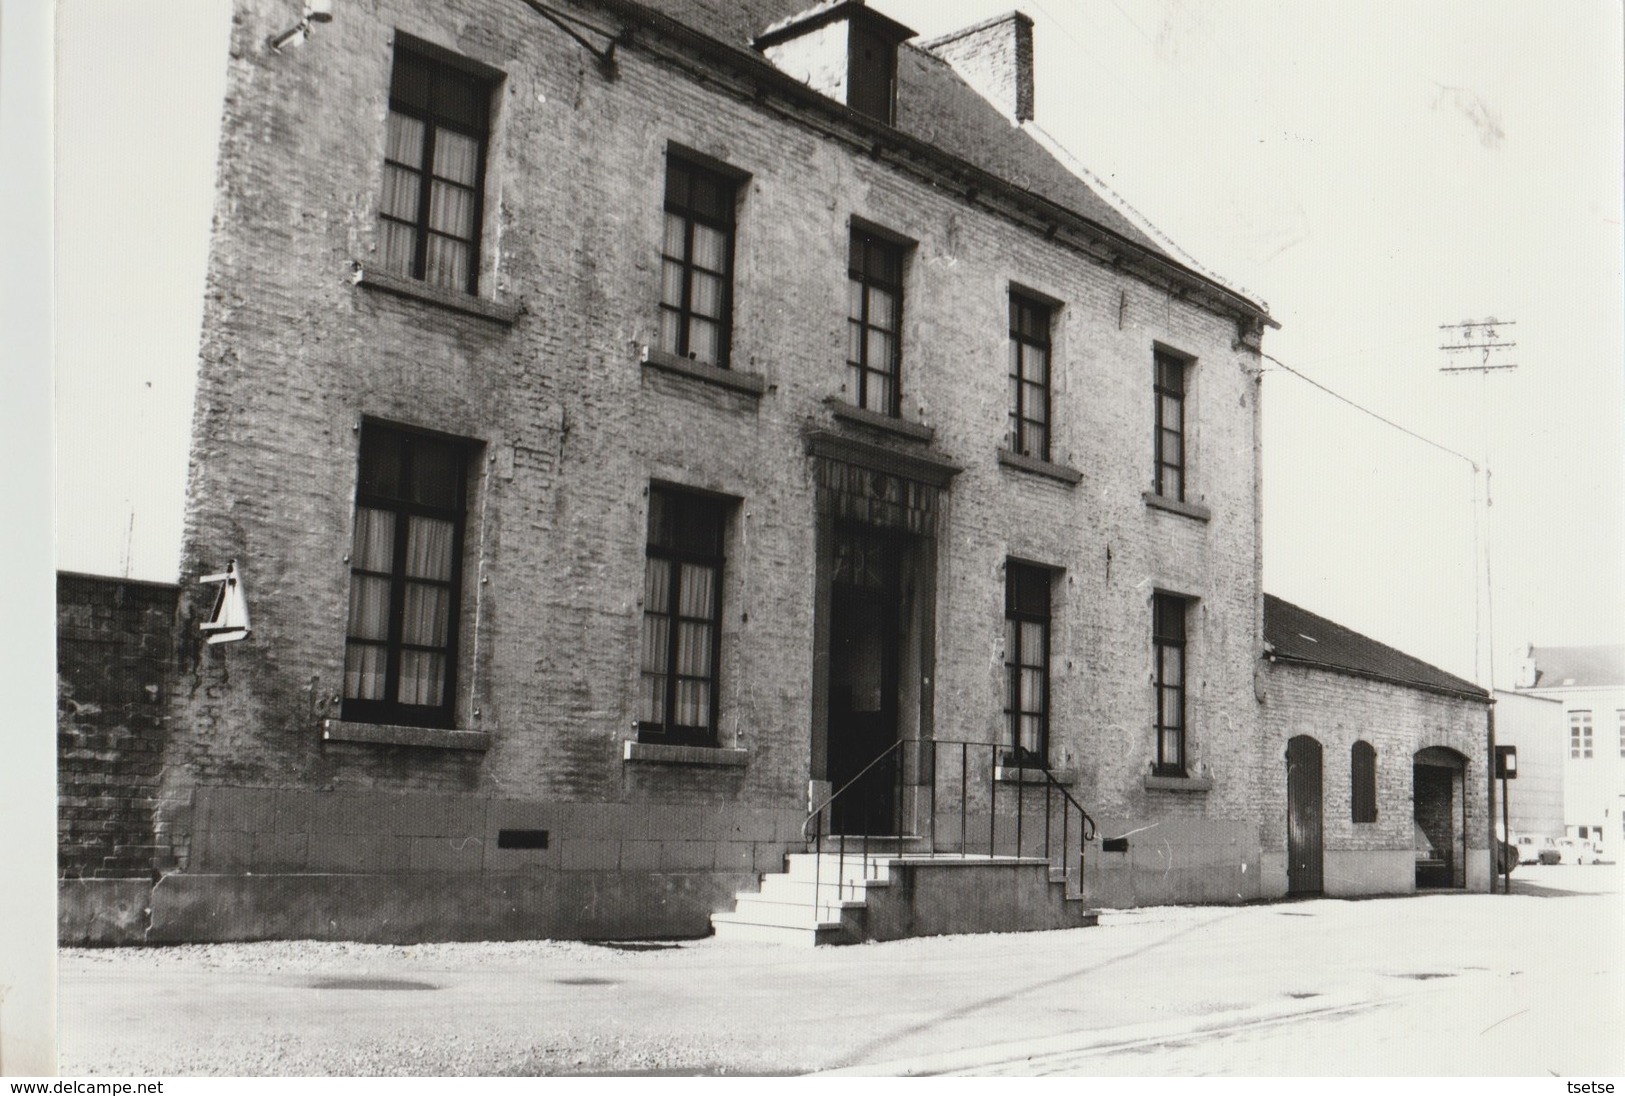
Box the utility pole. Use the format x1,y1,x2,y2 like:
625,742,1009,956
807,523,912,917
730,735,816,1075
1439,317,1517,687
1440,317,1518,893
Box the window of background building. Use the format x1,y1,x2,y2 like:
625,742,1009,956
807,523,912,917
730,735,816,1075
343,423,469,728
379,44,494,294
1351,740,1378,822
659,156,737,368
1570,710,1593,758
1008,293,1052,461
1154,349,1188,501
847,229,904,416
1152,592,1189,775
639,486,727,746
1617,710,1624,757
1004,562,1052,766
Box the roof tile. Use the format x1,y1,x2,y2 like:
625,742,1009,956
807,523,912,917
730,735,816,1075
1264,594,1487,700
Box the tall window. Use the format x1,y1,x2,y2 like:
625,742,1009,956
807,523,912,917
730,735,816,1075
1004,563,1052,765
1617,710,1624,757
379,45,494,294
1351,740,1378,823
847,229,905,416
343,424,469,728
659,157,737,368
639,487,727,746
1570,710,1593,759
1154,350,1187,500
1008,293,1052,461
1153,593,1188,775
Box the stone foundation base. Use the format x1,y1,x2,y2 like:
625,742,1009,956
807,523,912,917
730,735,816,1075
61,870,757,945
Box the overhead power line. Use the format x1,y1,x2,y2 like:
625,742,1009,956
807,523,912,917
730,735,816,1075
1261,352,1478,470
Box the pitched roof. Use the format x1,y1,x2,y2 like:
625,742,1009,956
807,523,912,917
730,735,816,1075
613,0,1268,319
1521,645,1625,689
1264,594,1488,701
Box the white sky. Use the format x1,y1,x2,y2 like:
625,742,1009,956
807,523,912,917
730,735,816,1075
54,0,1625,685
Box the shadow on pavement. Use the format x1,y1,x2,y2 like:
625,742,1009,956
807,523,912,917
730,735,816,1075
583,941,686,952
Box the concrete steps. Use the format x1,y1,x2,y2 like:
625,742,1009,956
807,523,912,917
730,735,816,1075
711,850,1098,946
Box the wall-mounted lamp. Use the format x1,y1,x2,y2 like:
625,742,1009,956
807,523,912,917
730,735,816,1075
199,560,251,644
268,0,334,53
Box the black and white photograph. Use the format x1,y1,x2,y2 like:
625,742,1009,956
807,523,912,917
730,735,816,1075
5,0,1622,1080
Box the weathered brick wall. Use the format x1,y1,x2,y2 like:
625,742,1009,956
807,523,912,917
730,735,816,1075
921,12,1034,121
161,0,1267,918
1261,661,1490,859
57,573,181,878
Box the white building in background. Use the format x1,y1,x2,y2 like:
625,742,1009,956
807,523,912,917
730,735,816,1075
1512,645,1625,855
1491,689,1565,840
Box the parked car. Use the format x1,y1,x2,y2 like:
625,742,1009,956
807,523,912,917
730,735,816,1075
1558,838,1604,865
1495,839,1518,874
1513,835,1559,865
1518,835,1562,864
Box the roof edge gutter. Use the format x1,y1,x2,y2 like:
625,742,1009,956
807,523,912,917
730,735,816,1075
585,0,1275,330
1267,652,1491,704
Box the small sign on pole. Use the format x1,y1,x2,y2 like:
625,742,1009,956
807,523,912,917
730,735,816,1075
1495,744,1517,779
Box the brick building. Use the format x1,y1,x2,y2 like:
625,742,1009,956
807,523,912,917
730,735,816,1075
1261,596,1492,897
61,0,1298,943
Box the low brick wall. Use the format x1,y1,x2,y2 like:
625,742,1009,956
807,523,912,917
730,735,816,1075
57,572,180,881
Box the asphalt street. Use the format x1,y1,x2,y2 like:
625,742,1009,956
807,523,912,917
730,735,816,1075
56,863,1623,1076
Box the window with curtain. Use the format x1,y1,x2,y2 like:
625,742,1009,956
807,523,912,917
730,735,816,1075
379,44,495,295
1154,349,1188,501
659,156,738,369
1351,740,1378,822
1005,562,1053,766
638,486,728,746
1153,592,1188,775
342,423,468,728
1008,292,1053,461
847,229,905,416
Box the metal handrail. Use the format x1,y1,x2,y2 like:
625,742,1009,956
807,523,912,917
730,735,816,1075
804,737,907,921
799,737,1099,916
801,737,907,839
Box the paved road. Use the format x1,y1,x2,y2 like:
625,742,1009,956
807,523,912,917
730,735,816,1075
57,864,1622,1076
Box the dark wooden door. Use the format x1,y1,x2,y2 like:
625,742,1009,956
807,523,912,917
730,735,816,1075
1286,734,1324,895
827,528,900,835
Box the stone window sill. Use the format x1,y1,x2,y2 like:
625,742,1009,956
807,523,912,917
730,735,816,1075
826,398,935,443
623,741,749,768
1142,491,1212,523
641,346,766,396
1143,773,1213,792
994,765,1076,786
322,719,490,751
998,449,1082,485
354,266,521,326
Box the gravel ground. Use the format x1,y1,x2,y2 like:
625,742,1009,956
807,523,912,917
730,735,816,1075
57,864,1624,1077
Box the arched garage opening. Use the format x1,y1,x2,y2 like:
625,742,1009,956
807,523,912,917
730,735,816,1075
1413,746,1467,889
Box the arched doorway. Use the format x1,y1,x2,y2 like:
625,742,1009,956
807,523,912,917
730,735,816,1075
1414,746,1467,888
1286,735,1324,895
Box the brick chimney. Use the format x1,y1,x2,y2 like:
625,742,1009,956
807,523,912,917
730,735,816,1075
921,11,1035,123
